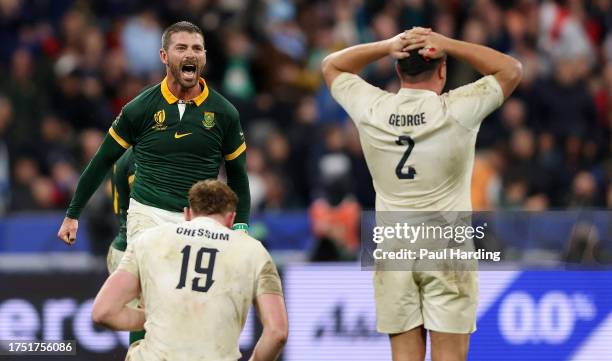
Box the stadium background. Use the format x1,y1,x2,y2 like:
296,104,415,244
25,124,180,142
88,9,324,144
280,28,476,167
0,0,610,360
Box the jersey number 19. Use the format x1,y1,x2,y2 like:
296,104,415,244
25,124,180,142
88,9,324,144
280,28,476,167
176,245,218,293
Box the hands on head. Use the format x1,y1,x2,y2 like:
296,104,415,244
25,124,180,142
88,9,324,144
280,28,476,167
388,27,447,60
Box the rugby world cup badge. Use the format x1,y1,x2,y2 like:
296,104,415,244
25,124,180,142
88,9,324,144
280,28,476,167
202,112,215,129
152,109,167,130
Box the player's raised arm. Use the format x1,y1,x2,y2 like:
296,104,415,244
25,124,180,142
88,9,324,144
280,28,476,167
249,293,288,361
57,132,128,245
406,28,523,99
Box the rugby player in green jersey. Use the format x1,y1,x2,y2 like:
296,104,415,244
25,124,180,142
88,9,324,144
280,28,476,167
107,148,145,344
108,148,135,271
58,21,250,247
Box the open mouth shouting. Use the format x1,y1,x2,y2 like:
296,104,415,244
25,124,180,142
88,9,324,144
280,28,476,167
181,63,198,82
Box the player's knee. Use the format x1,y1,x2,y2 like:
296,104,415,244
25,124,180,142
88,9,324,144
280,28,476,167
431,348,468,361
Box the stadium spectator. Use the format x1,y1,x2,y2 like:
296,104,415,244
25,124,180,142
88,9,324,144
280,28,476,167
121,10,164,77
10,156,42,211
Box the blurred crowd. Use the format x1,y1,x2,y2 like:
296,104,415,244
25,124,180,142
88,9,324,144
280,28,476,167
0,0,610,256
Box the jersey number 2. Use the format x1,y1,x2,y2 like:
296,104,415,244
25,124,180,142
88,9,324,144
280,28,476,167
395,136,417,180
176,245,218,292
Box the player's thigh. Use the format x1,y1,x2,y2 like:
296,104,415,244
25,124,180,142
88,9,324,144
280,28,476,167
429,331,470,361
106,246,125,274
124,339,143,361
373,270,423,334
126,211,159,241
389,326,426,361
419,270,478,334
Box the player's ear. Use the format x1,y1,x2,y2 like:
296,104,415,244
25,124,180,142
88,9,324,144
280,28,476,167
160,48,168,65
225,212,236,228
395,62,402,81
438,61,446,80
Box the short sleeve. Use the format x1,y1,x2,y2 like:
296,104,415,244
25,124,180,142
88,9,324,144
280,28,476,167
254,246,283,297
109,106,134,149
443,75,504,130
117,243,139,277
222,107,246,161
330,72,389,125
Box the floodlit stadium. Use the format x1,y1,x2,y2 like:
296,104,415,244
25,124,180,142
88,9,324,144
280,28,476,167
0,1,610,360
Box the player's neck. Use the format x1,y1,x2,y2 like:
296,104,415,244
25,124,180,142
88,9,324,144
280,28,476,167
400,81,441,95
166,75,202,101
191,214,228,227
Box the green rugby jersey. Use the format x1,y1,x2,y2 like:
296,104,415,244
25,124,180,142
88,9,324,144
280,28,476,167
109,77,246,213
110,148,135,252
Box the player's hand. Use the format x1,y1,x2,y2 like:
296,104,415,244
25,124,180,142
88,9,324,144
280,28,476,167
387,29,429,60
58,217,79,246
402,29,448,60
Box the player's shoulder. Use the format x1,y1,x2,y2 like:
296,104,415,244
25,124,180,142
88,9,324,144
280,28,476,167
441,75,503,104
229,230,268,253
206,87,240,119
332,72,390,95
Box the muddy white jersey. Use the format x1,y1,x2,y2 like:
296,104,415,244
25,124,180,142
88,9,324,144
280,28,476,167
331,73,503,211
118,216,282,361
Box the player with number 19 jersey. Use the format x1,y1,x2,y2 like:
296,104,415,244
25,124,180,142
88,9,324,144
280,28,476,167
330,73,503,212
118,217,282,361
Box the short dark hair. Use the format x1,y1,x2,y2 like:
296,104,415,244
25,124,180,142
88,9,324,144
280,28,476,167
188,179,238,215
397,49,445,82
161,21,204,50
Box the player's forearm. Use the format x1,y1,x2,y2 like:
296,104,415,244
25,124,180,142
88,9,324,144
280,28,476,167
248,329,287,361
322,40,391,75
444,38,522,81
95,306,145,331
66,135,126,219
226,153,250,226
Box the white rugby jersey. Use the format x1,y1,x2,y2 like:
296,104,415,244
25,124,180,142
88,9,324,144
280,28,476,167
118,216,282,361
331,72,503,211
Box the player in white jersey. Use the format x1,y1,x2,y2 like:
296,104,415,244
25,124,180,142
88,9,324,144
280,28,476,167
322,28,522,361
91,180,287,361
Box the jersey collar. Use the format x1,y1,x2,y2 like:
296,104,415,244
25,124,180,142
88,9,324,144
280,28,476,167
161,76,209,106
191,215,225,228
398,87,438,96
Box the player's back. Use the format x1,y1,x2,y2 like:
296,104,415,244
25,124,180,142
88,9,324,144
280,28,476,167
126,217,276,361
331,73,503,211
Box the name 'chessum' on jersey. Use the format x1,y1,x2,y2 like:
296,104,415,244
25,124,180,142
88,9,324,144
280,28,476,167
175,226,229,240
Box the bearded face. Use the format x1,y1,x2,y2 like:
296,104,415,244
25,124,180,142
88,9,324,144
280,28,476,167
162,32,206,89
